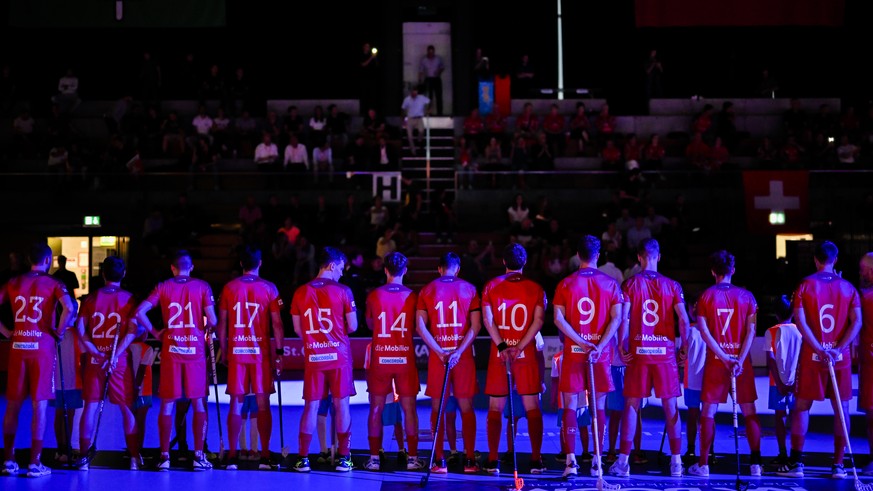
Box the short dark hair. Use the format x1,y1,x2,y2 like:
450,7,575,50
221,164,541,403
318,246,346,269
503,243,527,271
439,252,461,270
576,235,601,262
774,294,792,322
28,243,52,266
709,250,735,276
57,255,68,265
384,252,408,276
814,241,838,264
637,238,660,258
240,245,262,271
102,256,126,282
172,250,193,270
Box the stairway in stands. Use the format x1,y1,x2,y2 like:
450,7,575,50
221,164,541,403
405,231,507,291
400,117,456,212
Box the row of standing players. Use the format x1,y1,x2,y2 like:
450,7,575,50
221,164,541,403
0,238,870,480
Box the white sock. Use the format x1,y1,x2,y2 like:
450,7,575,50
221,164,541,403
618,453,629,465
370,455,379,460
671,454,682,465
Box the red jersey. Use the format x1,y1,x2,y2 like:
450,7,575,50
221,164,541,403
146,276,215,363
644,143,665,161
516,113,539,133
622,270,685,364
366,284,417,368
595,114,616,134
463,115,484,134
417,276,480,355
486,113,507,133
697,283,757,359
219,274,283,364
542,114,565,134
793,271,860,368
861,287,873,358
290,278,356,370
78,286,137,357
481,273,545,363
602,146,622,163
554,268,622,364
570,114,590,131
1,271,68,358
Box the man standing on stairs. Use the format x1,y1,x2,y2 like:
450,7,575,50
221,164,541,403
401,85,430,156
419,45,445,116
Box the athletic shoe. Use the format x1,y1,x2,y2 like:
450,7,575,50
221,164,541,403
590,456,603,477
130,456,143,471
335,455,353,472
447,450,461,465
604,452,618,464
563,461,579,478
26,463,51,478
750,464,763,477
632,451,648,464
258,458,274,471
580,452,593,463
862,461,873,476
364,458,381,471
54,452,69,464
530,459,547,474
225,456,239,471
555,452,568,464
832,464,848,479
430,459,448,474
687,463,709,477
609,460,630,477
192,454,213,471
3,460,20,475
484,460,500,474
776,461,804,478
156,456,170,471
407,457,426,471
75,460,89,471
293,457,311,472
771,454,789,467
317,451,332,466
397,449,409,468
464,458,480,473
670,461,684,477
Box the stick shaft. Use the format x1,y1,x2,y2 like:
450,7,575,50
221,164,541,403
828,362,861,482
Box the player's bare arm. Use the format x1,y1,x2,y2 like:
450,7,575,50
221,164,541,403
416,309,447,362
594,303,623,361
113,318,138,363
453,310,481,366
271,311,284,370
291,314,303,338
515,305,544,355
75,313,103,359
697,315,737,373
674,302,690,359
737,312,757,368
134,300,160,339
204,304,218,332
57,294,77,339
217,308,229,364
554,305,596,351
481,304,503,349
345,311,358,334
835,306,862,357
618,300,633,363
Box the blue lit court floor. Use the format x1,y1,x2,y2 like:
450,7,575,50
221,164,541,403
1,393,872,491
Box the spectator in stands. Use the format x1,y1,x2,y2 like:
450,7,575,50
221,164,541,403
263,111,282,144
644,205,669,236
161,111,186,156
473,47,491,101
601,139,622,169
139,51,162,105
463,108,485,152
594,104,616,143
643,133,665,170
643,49,664,101
310,194,335,246
283,105,305,140
692,104,714,140
373,136,399,170
783,98,808,138
624,133,642,163
293,236,317,285
756,68,778,98
254,132,280,170
52,68,80,113
615,208,635,236
278,217,301,246
716,101,737,150
143,105,163,157
312,140,333,183
308,105,328,149
542,218,567,247
510,133,531,187
542,243,569,292
483,136,503,168
369,195,390,233
756,136,778,167
515,102,539,142
201,64,226,101
626,217,652,251
326,104,349,149
229,67,251,114
841,106,861,142
709,136,730,170
598,250,624,284
602,222,622,253
362,107,387,142
780,135,804,167
836,135,859,166
341,193,364,245
234,109,258,157
47,145,71,182
507,194,529,233
456,136,477,190
569,102,591,155
812,103,838,139
808,133,835,167
283,134,309,172
359,42,381,116
485,104,508,145
239,195,262,233
460,240,495,291
542,103,566,157
346,135,371,171
210,107,232,156
532,132,555,171
11,109,35,158
401,85,430,155
513,54,536,98
191,104,214,144
190,136,220,189
618,167,644,208
103,95,132,138
685,132,710,169
375,228,397,259
419,45,446,116
47,103,72,149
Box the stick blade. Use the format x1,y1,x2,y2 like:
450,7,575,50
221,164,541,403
281,446,290,458
73,446,97,469
737,479,750,491
855,481,873,491
515,477,525,490
597,478,621,491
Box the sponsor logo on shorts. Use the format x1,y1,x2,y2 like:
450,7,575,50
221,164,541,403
169,346,197,355
636,347,666,355
12,342,38,350
233,347,260,355
90,356,102,364
309,353,338,363
571,345,585,354
379,357,407,365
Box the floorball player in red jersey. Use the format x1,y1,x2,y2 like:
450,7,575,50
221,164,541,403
858,252,873,476
416,252,482,474
74,257,142,471
553,235,623,478
218,246,284,471
778,241,862,479
688,251,762,478
363,252,424,472
134,250,218,472
291,247,358,473
610,238,690,478
481,243,546,476
0,243,76,478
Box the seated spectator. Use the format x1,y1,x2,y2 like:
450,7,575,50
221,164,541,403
601,139,622,169
781,135,804,166
624,133,642,163
615,208,635,236
756,136,778,166
626,216,652,250
239,195,263,232
515,102,539,141
52,68,80,113
375,228,397,259
47,145,70,179
313,140,334,182
685,132,710,168
509,134,530,188
369,195,390,232
644,205,669,236
283,105,305,139
201,64,226,101
283,134,309,172
234,110,259,157
326,103,349,148
373,136,399,170
618,167,644,208
692,104,714,138
643,133,665,170
836,135,859,166
362,107,387,141
346,135,372,170
278,217,301,246
456,135,477,190
542,244,569,293
542,218,567,246
463,108,485,151
11,109,35,157
716,101,737,149
161,111,186,156
308,105,328,148
229,67,251,112
254,132,279,169
709,136,730,169
191,104,214,142
483,136,503,168
541,103,566,157
460,240,495,291
211,107,232,155
569,102,591,154
594,103,616,142
598,250,624,284
507,193,529,233
532,132,554,170
263,111,282,143
601,222,622,252
485,104,508,144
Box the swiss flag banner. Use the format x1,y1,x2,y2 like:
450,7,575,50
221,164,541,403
743,171,809,234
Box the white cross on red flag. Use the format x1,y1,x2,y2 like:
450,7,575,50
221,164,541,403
742,170,809,234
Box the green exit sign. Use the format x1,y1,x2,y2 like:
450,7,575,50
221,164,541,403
84,216,101,227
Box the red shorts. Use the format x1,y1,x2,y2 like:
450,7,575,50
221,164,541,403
701,359,757,404
226,361,275,396
796,358,852,402
303,365,355,401
425,353,478,400
559,359,614,395
6,353,55,402
623,360,681,399
82,353,134,406
158,358,208,400
860,355,873,410
484,355,542,396
367,364,420,397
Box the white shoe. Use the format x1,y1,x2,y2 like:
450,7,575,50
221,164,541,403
130,456,143,471
687,463,709,477
407,457,425,471
364,458,381,471
863,462,873,476
670,461,684,477
750,464,762,477
608,460,629,477
2,460,19,475
563,461,579,478
590,456,603,477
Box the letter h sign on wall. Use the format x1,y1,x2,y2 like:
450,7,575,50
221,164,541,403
373,172,402,203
